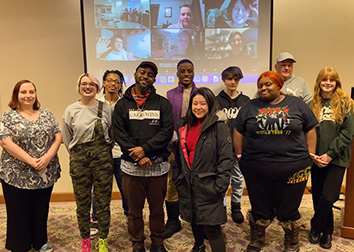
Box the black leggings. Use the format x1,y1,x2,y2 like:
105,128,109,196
240,157,312,221
310,163,345,235
191,221,225,252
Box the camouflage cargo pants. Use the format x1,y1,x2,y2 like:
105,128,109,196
70,141,113,239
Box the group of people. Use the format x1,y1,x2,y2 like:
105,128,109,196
0,52,353,252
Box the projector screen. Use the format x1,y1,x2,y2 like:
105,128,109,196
82,0,272,97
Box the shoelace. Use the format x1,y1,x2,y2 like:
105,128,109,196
96,238,108,251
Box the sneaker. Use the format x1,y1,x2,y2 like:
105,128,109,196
308,229,321,244
190,244,206,252
39,244,53,252
150,244,168,252
320,234,332,249
90,227,99,239
80,238,91,252
97,238,108,252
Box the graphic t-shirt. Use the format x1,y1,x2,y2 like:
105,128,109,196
315,98,354,167
234,96,318,161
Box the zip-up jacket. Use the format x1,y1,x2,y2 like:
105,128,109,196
173,111,233,225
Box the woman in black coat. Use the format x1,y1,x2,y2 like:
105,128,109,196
173,87,233,252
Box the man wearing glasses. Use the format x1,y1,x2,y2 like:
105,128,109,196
90,70,129,238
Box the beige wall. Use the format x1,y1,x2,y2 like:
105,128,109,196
0,0,84,193
272,0,354,94
0,0,353,195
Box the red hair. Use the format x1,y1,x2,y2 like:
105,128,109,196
257,71,285,94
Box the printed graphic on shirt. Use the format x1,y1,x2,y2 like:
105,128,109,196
129,110,160,120
287,166,311,184
320,105,334,123
256,106,292,134
286,87,298,97
221,107,240,120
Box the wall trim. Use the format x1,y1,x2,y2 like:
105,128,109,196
0,185,326,204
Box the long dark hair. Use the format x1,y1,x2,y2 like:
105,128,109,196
9,80,40,110
185,87,219,132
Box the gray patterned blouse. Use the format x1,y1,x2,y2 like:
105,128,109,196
0,108,61,189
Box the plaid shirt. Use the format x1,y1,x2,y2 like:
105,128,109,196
121,159,169,177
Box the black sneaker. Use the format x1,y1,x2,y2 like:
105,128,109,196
308,229,321,244
132,248,146,252
150,244,168,252
190,244,206,252
320,234,332,249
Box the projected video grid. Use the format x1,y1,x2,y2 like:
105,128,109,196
85,0,269,86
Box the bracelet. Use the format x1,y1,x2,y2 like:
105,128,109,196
236,154,242,160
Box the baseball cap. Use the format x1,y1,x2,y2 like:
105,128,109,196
276,52,296,63
136,61,158,76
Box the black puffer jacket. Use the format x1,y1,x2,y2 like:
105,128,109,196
173,111,233,225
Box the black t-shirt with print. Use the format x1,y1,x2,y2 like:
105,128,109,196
234,95,318,161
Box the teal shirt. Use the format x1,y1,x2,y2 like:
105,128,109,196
316,99,354,168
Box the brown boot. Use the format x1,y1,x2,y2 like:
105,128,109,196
246,211,271,252
279,219,302,252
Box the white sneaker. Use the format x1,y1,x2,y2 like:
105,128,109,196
90,227,99,239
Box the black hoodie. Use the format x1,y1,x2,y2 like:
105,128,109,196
216,90,250,136
113,84,174,162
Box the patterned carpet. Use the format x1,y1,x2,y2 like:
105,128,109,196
0,195,353,252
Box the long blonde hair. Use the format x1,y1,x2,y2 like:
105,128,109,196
311,66,354,125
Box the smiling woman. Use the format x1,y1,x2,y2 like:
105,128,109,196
233,71,318,251
309,67,354,249
0,80,62,252
62,73,114,251
174,87,233,252
257,71,285,104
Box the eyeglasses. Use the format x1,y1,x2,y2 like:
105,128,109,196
79,82,98,87
105,79,122,84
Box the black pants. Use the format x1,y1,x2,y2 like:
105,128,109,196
240,158,311,221
310,163,346,235
1,181,53,252
191,221,225,252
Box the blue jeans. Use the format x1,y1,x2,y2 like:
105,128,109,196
92,158,129,217
230,160,244,205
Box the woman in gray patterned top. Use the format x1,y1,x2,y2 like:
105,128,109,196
0,80,62,252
